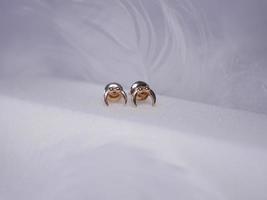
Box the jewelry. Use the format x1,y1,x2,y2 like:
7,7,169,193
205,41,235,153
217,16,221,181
130,81,156,106
104,83,127,106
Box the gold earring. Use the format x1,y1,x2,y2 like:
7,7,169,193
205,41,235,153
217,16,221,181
130,81,156,106
104,83,127,106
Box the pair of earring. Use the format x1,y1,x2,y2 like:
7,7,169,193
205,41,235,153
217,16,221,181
104,81,156,106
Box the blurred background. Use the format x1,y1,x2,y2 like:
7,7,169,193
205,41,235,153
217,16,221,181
0,0,267,113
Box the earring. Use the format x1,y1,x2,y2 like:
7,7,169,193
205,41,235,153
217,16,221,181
130,81,156,106
104,82,127,106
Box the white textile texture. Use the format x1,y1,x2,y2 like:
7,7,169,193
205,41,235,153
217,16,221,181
0,78,267,200
0,0,267,113
1,1,267,200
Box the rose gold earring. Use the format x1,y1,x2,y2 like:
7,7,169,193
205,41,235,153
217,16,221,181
104,82,127,106
130,81,156,106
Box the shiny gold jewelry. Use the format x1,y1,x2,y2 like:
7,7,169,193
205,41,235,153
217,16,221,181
130,81,156,106
104,82,127,106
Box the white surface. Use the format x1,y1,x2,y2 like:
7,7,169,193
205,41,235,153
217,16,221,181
1,0,267,199
0,78,267,200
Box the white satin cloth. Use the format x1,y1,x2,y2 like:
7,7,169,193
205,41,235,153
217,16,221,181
1,0,267,199
0,78,267,200
0,0,267,113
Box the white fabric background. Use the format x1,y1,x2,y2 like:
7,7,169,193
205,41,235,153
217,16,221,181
0,0,267,113
1,1,267,200
0,78,267,200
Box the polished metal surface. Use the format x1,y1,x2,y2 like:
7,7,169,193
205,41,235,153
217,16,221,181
130,81,156,106
104,82,127,106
